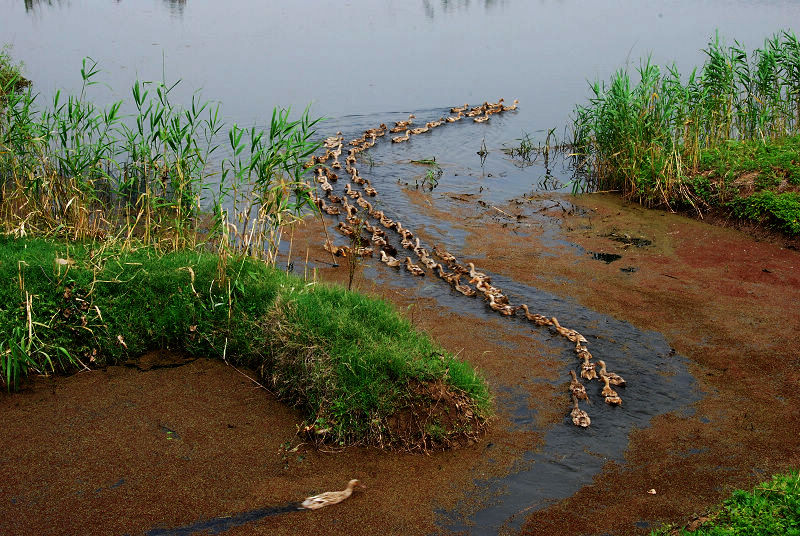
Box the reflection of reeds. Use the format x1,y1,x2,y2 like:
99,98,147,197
571,30,800,208
0,57,321,262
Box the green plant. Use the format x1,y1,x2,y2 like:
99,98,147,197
651,471,800,535
571,30,800,211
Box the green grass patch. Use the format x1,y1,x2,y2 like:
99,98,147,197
0,236,491,450
652,471,800,535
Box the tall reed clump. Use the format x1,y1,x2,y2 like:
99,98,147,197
571,30,800,213
0,56,321,260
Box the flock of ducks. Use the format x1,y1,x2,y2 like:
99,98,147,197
307,98,626,430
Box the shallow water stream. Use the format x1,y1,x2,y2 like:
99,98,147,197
3,2,800,534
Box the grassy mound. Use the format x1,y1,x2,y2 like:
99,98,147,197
0,237,491,450
652,471,800,535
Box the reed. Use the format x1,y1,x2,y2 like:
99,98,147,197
571,30,800,219
0,56,321,259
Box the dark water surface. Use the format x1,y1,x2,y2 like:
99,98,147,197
3,1,798,534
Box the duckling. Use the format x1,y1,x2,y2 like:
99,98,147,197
580,354,598,381
550,317,588,344
450,103,469,113
410,126,430,135
380,250,401,267
501,99,520,112
569,370,588,401
600,375,623,406
596,360,626,387
404,257,425,276
452,276,477,297
392,130,411,143
432,245,457,263
570,395,591,428
487,294,515,316
301,479,365,510
364,185,378,197
473,113,490,123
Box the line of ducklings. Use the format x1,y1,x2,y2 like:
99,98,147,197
309,105,627,429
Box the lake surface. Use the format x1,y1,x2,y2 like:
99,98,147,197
3,1,799,534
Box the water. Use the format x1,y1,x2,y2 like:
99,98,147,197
3,1,797,534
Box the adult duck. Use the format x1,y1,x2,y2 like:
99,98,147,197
596,360,626,387
550,317,588,344
488,294,515,316
518,304,553,326
569,370,588,401
404,257,425,276
433,245,457,264
467,262,491,283
452,276,477,297
379,251,399,267
392,130,411,143
301,479,366,510
600,375,623,406
570,395,591,428
450,103,469,113
580,353,597,381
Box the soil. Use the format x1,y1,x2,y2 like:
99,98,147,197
2,192,799,535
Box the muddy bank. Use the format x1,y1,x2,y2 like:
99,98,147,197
2,192,799,535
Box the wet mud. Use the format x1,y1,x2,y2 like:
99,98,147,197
2,191,799,535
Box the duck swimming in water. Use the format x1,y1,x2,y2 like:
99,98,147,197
596,360,626,387
570,394,591,428
404,257,425,276
601,375,623,406
569,370,588,401
392,130,411,143
518,304,553,326
550,317,588,344
301,479,366,510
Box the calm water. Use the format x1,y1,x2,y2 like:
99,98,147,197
3,1,798,534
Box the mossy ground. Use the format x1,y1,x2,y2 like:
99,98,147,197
0,236,490,450
651,471,800,535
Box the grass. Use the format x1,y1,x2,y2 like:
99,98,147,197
571,30,800,234
0,53,320,260
0,236,491,449
0,50,492,450
651,471,800,535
